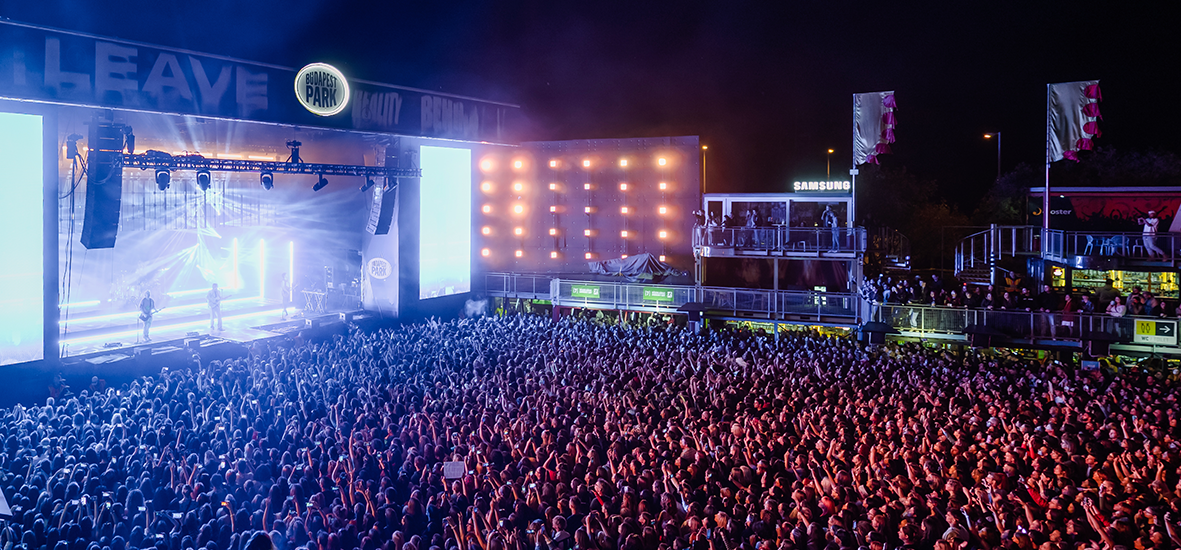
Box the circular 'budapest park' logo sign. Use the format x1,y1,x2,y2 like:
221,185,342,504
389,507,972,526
295,63,350,116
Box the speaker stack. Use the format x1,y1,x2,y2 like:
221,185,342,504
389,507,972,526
80,115,128,249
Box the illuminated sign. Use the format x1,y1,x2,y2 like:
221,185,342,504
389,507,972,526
295,63,350,116
642,287,674,302
793,180,851,192
1135,319,1177,346
571,285,601,299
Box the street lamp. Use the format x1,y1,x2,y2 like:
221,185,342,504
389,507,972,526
827,148,834,180
984,132,1001,181
701,145,708,193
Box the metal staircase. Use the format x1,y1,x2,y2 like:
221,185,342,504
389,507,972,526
954,225,1043,284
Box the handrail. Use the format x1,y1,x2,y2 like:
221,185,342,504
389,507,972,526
953,226,1176,279
876,303,1150,343
694,226,866,254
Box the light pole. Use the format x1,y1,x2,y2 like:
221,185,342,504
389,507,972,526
701,145,708,193
826,148,834,180
984,132,1002,181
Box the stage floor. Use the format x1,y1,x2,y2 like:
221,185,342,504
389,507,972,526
58,298,325,358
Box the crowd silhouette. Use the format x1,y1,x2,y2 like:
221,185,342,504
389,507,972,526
2,315,1180,550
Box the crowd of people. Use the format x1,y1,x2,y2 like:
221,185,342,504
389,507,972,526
864,272,1180,320
4,314,1181,550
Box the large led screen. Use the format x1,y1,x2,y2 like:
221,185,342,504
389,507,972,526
0,112,44,365
419,146,472,299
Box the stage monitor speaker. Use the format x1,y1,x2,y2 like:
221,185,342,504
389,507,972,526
1085,339,1111,357
80,118,126,249
365,185,396,235
967,333,994,348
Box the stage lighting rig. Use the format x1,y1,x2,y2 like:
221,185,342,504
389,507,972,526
260,172,274,190
196,169,212,191
360,177,376,192
313,174,328,192
155,169,171,190
286,140,303,164
383,177,398,192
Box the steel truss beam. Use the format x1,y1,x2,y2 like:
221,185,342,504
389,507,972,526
120,152,421,179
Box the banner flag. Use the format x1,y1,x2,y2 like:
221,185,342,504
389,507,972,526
1047,80,1101,162
853,91,897,165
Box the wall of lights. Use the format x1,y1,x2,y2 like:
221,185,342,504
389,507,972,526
474,136,700,272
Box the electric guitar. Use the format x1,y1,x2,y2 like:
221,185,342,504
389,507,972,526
139,307,163,322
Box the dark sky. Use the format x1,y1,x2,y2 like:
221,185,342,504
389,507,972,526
4,1,1178,207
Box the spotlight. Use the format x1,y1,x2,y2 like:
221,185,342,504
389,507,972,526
286,140,303,163
659,182,668,190
260,172,274,190
658,206,667,214
313,174,329,192
548,183,558,191
657,157,667,166
621,206,629,214
360,177,376,192
658,230,668,239
619,159,628,167
619,183,628,191
482,226,492,235
514,227,524,236
65,134,83,160
659,255,667,262
550,251,559,259
621,230,629,238
515,250,523,258
483,205,492,214
513,204,524,214
154,169,171,191
481,182,493,192
481,248,491,257
549,160,558,168
549,228,557,236
585,252,593,259
513,182,523,192
196,169,212,191
582,160,591,168
384,177,397,192
513,160,523,169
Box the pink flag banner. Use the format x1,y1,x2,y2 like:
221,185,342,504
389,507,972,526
853,91,896,165
1047,80,1101,162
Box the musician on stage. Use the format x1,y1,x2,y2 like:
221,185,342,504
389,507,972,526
207,283,224,332
139,291,155,341
280,273,292,320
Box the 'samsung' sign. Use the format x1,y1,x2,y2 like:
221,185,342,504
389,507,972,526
793,180,851,192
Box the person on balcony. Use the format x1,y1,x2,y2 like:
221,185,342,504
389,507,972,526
1107,296,1128,337
1138,210,1166,258
1061,293,1079,337
822,205,840,251
1004,271,1023,293
1035,284,1060,337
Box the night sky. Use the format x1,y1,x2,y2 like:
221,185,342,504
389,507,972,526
4,1,1178,209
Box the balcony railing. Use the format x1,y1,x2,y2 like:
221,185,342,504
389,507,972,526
483,273,554,298
956,225,1179,279
878,304,1138,342
550,279,858,319
1041,230,1178,264
694,226,866,254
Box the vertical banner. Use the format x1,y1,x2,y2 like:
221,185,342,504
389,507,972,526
853,91,897,165
1047,80,1101,162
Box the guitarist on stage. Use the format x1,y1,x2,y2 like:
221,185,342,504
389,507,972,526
207,283,224,332
139,291,156,341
